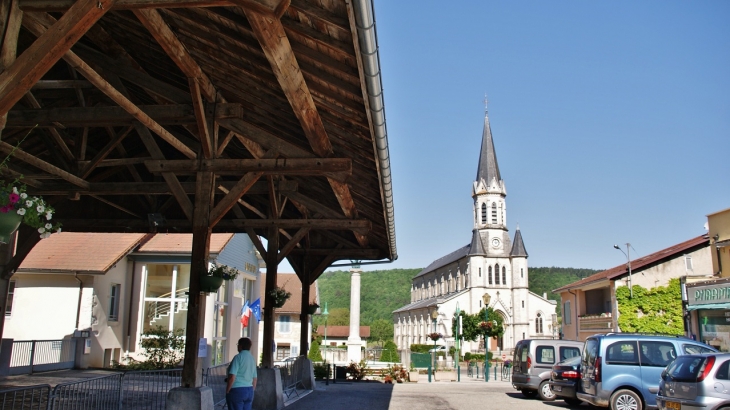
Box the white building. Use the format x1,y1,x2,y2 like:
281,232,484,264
2,232,260,369
393,110,557,355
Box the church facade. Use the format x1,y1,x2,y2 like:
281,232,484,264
393,111,557,355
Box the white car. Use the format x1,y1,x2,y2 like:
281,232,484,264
274,356,298,367
428,345,447,353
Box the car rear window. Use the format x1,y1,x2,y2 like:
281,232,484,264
560,347,581,361
536,346,555,364
665,356,704,382
683,344,717,354
716,360,729,380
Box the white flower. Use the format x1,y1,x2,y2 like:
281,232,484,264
38,227,45,234
45,223,52,229
19,193,27,199
55,228,62,233
12,187,18,194
25,200,32,207
46,212,52,220
36,205,44,213
42,232,51,239
16,208,26,216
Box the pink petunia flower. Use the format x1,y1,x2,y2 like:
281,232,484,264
8,193,19,204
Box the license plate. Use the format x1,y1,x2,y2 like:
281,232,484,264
552,385,562,392
665,401,681,410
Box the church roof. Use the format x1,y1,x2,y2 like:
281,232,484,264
469,230,486,256
475,111,502,185
510,227,528,257
414,244,470,279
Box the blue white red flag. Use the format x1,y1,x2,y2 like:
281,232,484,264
240,300,251,327
250,298,262,323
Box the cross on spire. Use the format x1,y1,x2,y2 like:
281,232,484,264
483,93,489,113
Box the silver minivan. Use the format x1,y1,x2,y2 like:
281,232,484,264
512,338,584,400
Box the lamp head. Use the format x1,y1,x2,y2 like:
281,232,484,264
431,309,439,320
322,301,328,316
482,293,491,305
613,244,620,250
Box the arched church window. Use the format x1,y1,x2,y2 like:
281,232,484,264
500,203,504,224
536,313,543,334
521,268,524,279
491,203,497,224
495,264,500,285
481,203,487,224
488,266,492,285
502,266,506,285
479,268,481,277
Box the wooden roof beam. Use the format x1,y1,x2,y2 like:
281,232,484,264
0,0,116,116
18,1,235,12
144,157,351,177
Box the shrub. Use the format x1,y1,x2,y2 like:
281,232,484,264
112,326,185,370
308,339,323,361
346,360,368,381
409,344,433,354
387,364,409,383
313,361,329,379
380,340,399,362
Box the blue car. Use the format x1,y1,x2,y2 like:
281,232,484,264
577,333,717,410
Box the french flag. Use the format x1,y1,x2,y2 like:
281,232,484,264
241,300,252,327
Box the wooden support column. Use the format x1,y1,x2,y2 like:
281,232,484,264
0,232,16,354
262,225,278,368
181,170,215,388
299,265,310,357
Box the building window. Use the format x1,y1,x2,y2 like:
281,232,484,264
502,266,506,285
522,300,525,308
685,255,693,271
479,268,481,277
109,284,121,321
5,281,15,317
488,266,492,285
276,345,291,360
536,313,543,334
279,315,291,333
142,264,189,335
495,264,500,285
564,301,571,324
521,268,523,278
491,203,497,224
481,203,487,224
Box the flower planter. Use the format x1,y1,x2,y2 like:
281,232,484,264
200,276,224,293
0,211,21,244
307,304,319,315
272,299,286,308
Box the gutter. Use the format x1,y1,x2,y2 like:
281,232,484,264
74,273,83,330
568,289,578,340
351,0,397,261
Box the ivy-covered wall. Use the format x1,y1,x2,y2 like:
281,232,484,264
616,278,683,334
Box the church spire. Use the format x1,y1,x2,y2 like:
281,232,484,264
475,110,501,187
510,226,528,257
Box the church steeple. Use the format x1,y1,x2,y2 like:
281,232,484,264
475,110,501,188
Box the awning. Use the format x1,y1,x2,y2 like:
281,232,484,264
686,303,730,311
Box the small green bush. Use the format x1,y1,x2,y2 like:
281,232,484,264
308,339,323,361
113,326,184,370
313,361,329,379
381,340,399,362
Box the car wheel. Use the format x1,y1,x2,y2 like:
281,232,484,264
610,389,642,410
538,380,556,401
564,398,583,407
522,389,538,398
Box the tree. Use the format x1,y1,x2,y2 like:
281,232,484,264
369,319,393,347
452,308,504,342
308,336,323,362
326,307,350,326
380,340,399,362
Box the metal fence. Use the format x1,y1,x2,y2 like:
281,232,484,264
9,340,77,375
0,365,229,410
278,357,305,400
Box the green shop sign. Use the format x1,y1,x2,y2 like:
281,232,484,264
689,283,730,305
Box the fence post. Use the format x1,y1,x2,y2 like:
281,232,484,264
29,340,36,374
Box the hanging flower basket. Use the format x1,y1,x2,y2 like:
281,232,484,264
307,303,319,315
200,264,238,293
0,211,22,244
427,332,443,342
270,286,291,308
200,275,224,293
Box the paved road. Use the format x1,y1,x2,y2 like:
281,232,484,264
285,379,592,410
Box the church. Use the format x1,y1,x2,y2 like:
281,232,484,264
393,110,557,356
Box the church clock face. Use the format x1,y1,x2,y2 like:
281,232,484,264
491,238,501,248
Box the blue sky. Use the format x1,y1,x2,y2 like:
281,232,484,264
333,0,730,272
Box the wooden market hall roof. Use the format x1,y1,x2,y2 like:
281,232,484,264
0,0,396,279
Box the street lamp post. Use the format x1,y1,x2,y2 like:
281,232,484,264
455,302,461,382
322,302,329,365
482,293,491,382
614,243,633,298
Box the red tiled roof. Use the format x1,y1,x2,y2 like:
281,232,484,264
18,232,147,273
553,234,709,292
314,325,370,338
137,233,233,254
260,273,318,313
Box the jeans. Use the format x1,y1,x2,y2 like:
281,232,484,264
226,386,254,410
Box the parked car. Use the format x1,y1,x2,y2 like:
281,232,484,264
549,355,583,407
428,344,447,353
656,353,730,410
577,333,718,410
274,356,298,367
512,338,584,401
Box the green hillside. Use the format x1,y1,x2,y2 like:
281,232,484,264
314,266,601,325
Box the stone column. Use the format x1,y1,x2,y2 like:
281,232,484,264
347,267,362,363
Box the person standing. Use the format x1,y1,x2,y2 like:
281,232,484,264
226,337,257,410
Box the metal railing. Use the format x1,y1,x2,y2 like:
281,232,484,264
0,365,232,410
0,384,50,410
278,357,305,399
51,373,122,410
9,340,76,375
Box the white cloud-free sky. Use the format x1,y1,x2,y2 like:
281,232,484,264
313,1,730,273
